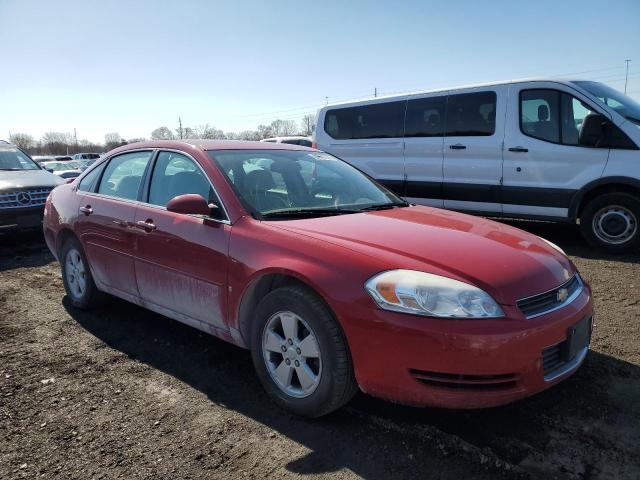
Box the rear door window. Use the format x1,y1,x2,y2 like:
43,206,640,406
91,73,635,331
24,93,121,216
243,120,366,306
405,96,446,137
445,92,497,136
324,101,405,140
97,150,152,200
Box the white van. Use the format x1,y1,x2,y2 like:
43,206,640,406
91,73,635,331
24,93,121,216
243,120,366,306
314,79,640,253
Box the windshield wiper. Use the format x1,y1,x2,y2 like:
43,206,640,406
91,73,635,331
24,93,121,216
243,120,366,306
0,168,24,171
358,201,409,211
625,115,640,126
261,208,361,219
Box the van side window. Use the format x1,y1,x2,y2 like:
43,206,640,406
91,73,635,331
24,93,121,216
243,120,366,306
445,92,496,136
405,96,446,137
520,89,617,148
324,102,405,140
520,90,560,143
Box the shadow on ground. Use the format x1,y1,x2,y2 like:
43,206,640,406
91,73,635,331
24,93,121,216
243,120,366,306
64,294,640,479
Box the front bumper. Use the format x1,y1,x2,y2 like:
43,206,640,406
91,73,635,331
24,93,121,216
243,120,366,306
0,205,45,231
341,285,593,409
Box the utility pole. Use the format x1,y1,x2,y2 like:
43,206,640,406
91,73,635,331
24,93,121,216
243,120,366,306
624,59,631,94
374,87,377,98
325,96,328,105
178,116,183,139
74,128,78,151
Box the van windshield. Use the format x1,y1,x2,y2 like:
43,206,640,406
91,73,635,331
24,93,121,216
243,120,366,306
0,148,40,171
574,81,640,126
209,149,407,219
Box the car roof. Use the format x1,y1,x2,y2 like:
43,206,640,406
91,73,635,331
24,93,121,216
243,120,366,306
108,139,315,156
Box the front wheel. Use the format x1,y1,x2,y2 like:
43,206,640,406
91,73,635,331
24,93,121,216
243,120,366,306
60,237,105,309
580,193,640,254
250,285,357,417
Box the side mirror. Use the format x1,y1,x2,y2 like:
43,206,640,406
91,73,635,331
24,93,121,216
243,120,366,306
166,194,219,217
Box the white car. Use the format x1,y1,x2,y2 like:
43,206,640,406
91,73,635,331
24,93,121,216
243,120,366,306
41,160,82,179
261,136,312,147
314,79,640,253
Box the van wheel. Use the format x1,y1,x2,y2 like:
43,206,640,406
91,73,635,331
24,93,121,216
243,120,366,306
580,193,640,253
60,237,105,309
250,285,357,418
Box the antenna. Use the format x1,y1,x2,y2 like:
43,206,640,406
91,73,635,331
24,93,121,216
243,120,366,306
624,59,631,94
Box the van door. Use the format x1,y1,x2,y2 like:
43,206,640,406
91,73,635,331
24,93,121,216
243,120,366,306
502,82,610,219
319,99,407,196
442,87,506,214
403,92,447,207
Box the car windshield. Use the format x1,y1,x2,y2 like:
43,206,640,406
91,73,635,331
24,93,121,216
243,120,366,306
574,81,640,126
209,149,407,219
0,148,40,171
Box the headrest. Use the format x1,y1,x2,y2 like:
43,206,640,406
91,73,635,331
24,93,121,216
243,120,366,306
245,169,275,192
537,105,549,121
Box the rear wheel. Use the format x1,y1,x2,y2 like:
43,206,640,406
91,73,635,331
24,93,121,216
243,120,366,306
60,237,104,309
580,193,640,253
250,285,357,417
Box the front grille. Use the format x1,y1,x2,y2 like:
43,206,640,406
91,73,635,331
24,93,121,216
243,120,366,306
409,369,518,390
0,188,52,210
517,275,582,319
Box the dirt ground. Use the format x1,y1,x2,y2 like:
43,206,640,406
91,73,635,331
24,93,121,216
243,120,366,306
1,221,639,480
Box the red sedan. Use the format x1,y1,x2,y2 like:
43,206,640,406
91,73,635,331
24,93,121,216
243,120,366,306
43,140,593,417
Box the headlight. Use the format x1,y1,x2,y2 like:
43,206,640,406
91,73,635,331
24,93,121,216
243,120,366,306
365,270,504,318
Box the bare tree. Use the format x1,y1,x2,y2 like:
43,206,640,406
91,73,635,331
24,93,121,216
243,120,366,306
194,124,226,139
9,133,35,150
270,119,297,136
151,126,175,140
104,132,124,150
300,114,315,136
256,124,274,139
41,132,74,154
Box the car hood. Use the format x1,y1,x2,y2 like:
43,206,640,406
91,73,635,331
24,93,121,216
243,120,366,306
269,206,576,305
0,169,64,191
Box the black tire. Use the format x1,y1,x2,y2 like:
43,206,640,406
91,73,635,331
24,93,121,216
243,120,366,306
580,193,640,254
250,285,358,418
60,237,105,309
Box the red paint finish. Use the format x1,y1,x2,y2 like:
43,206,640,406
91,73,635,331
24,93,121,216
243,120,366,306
44,140,594,409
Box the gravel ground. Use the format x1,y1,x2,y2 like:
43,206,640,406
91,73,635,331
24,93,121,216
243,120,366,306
1,222,639,480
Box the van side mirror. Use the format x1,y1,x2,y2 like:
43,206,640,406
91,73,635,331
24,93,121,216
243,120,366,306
166,194,217,217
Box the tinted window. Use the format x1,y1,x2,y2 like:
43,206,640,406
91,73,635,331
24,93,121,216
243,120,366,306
445,92,496,136
298,139,312,147
148,151,215,207
77,164,103,192
324,101,405,140
520,90,560,143
97,151,152,200
405,96,446,137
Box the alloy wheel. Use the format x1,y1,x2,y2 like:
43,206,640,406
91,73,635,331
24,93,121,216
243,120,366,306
262,311,322,398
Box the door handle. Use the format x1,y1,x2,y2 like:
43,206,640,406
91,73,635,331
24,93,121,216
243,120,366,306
508,146,529,153
79,205,93,215
449,144,466,150
136,219,157,232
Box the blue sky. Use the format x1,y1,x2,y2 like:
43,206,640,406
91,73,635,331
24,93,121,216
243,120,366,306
1,0,639,143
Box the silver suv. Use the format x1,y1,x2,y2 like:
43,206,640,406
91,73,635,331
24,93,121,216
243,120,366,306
0,141,64,231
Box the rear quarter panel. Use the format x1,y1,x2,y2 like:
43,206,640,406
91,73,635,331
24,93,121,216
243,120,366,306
44,183,82,258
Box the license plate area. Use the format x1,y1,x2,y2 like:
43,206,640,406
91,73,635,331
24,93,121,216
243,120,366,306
564,315,592,361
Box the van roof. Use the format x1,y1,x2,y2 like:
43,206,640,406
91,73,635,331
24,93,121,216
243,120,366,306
321,78,583,109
